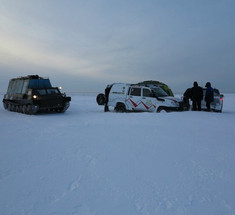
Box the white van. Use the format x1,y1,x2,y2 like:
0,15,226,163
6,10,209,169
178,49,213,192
97,83,185,112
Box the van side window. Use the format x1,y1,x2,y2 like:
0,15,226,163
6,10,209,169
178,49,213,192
143,89,152,97
130,87,141,96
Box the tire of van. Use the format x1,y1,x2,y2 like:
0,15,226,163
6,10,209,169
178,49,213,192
115,103,126,112
96,93,106,105
157,107,167,113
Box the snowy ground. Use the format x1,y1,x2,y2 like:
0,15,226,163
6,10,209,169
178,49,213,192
1,93,235,215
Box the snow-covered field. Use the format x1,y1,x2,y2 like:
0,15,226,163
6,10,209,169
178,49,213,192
1,93,235,215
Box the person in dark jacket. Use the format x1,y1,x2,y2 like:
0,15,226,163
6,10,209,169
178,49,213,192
104,85,112,112
183,88,192,110
205,82,214,111
191,81,203,111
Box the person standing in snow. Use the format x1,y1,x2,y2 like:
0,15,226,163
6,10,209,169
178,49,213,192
183,88,192,110
205,82,214,111
104,84,112,112
191,81,203,111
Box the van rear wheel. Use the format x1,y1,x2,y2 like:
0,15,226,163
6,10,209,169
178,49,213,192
115,103,126,112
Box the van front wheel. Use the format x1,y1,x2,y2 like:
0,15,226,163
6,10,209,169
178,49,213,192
157,107,167,113
115,103,126,113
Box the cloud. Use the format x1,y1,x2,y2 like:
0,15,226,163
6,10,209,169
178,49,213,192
1,0,235,93
0,32,94,74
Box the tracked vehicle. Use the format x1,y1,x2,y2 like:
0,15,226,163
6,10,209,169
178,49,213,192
2,75,71,114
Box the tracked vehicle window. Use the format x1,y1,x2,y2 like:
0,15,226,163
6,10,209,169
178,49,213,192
15,80,24,93
28,79,52,89
22,80,29,94
47,89,59,94
11,81,17,93
143,89,153,97
130,87,141,96
37,89,47,95
7,81,14,94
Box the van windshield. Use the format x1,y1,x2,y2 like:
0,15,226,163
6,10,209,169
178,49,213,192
152,87,168,97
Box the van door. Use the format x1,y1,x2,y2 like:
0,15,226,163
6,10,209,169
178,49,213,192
127,87,157,111
142,88,157,112
127,86,142,111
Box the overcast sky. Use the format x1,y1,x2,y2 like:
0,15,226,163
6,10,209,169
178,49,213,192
0,0,234,93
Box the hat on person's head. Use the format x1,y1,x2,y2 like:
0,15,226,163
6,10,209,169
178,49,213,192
205,82,211,87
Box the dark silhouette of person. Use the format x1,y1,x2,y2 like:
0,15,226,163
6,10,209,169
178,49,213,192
191,81,203,111
104,85,112,112
183,88,192,110
205,82,214,111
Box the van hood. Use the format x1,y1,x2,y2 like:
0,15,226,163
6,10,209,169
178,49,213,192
162,96,182,103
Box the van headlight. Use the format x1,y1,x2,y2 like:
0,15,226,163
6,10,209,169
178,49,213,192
33,95,38,99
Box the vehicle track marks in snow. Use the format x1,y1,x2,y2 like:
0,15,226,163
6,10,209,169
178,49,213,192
69,176,82,191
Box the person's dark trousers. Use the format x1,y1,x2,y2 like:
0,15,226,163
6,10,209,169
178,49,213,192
197,101,201,111
192,100,197,111
192,100,201,111
104,104,109,112
206,101,211,111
